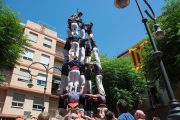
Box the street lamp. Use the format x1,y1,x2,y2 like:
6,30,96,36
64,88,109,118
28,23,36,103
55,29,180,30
28,62,61,112
27,76,34,88
114,0,180,119
154,24,166,40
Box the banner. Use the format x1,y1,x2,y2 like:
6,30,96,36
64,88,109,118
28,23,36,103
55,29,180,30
129,40,147,70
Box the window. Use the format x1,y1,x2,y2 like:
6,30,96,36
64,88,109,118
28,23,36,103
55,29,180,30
11,93,25,108
23,49,34,61
37,74,46,85
28,32,38,42
53,63,62,74
40,54,50,65
18,69,29,82
43,38,52,48
33,97,43,110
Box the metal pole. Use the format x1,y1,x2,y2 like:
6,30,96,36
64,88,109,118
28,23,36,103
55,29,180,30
135,0,180,119
42,64,49,112
144,72,156,117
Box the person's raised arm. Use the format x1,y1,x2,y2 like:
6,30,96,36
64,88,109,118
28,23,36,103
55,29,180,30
65,61,70,65
60,95,64,99
86,94,98,98
77,8,79,15
85,62,94,65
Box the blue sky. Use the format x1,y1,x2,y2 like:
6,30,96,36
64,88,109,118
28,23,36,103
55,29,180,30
4,0,165,58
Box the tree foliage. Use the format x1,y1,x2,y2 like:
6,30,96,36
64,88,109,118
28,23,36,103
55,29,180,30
0,1,31,82
140,0,180,90
91,55,146,114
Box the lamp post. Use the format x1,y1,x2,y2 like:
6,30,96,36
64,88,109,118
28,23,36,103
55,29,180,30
114,0,180,119
144,71,156,117
133,78,139,98
27,62,61,112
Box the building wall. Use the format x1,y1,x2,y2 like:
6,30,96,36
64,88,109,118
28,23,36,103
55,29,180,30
10,65,53,93
2,89,49,117
0,20,65,118
0,89,7,113
26,20,57,38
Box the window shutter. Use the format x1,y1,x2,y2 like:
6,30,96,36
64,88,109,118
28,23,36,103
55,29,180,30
55,48,64,57
49,102,58,111
40,55,50,65
13,93,25,103
28,32,38,42
18,69,29,80
34,97,43,106
44,38,52,46
24,50,34,59
38,74,46,81
53,63,62,74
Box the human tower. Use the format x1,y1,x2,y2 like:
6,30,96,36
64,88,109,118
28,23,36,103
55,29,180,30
58,9,107,118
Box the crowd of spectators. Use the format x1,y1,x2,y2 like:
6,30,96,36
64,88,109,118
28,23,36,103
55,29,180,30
16,99,160,120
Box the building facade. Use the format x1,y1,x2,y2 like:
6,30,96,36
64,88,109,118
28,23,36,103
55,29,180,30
0,20,66,118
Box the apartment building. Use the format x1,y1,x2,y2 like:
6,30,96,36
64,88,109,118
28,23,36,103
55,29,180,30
0,20,66,118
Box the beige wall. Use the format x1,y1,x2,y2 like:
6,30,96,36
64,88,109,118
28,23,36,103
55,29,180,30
2,89,49,117
26,20,57,38
10,65,53,93
19,46,55,73
0,89,7,113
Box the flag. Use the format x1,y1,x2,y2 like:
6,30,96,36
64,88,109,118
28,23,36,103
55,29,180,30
129,40,147,70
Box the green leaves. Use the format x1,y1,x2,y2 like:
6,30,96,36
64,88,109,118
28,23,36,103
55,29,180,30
91,55,146,114
0,1,31,70
141,0,180,90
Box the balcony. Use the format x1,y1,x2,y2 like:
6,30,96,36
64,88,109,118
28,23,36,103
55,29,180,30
51,78,61,96
55,48,64,58
53,59,63,75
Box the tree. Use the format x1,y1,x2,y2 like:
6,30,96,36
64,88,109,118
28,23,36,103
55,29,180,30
140,0,180,90
91,55,146,114
0,1,31,82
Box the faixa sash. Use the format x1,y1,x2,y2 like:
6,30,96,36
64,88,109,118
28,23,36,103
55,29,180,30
95,70,102,75
71,66,79,71
68,100,79,108
98,101,107,107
